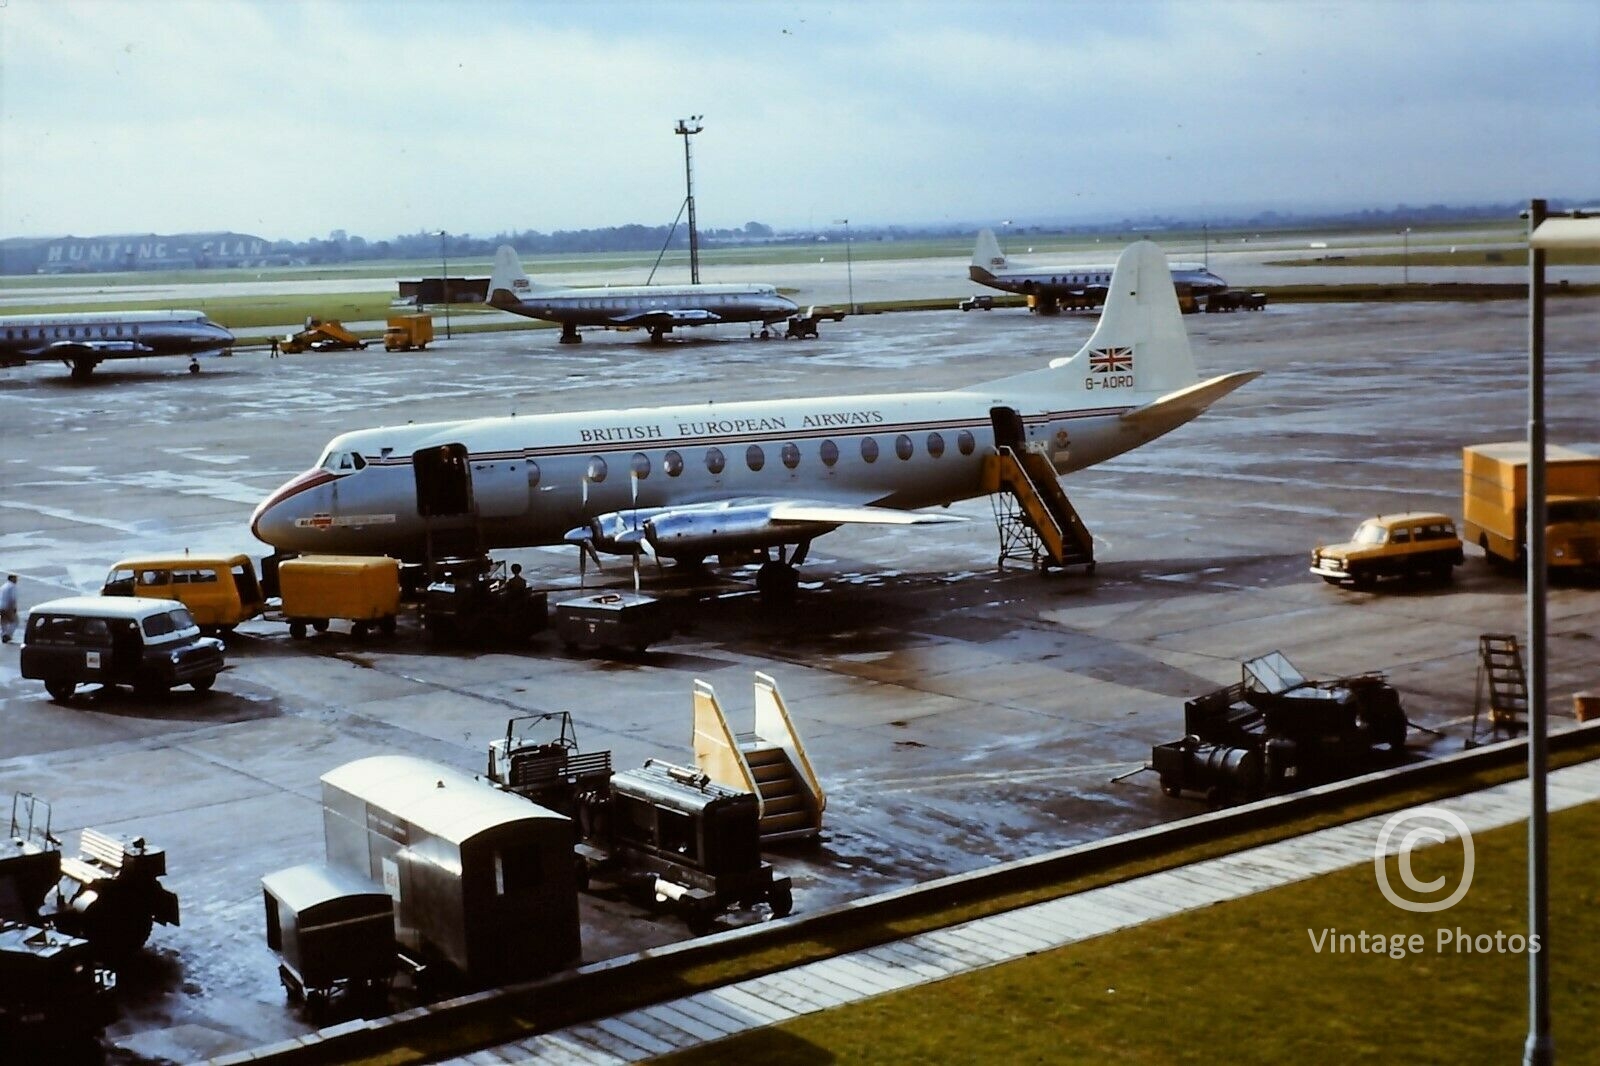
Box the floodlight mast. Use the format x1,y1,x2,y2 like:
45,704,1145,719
676,116,704,284
1520,197,1600,1066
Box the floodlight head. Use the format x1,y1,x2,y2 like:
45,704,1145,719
675,116,704,135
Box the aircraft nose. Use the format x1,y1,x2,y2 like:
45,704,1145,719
212,323,237,346
250,467,335,546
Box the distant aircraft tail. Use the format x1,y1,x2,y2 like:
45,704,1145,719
487,245,541,308
970,228,1008,283
985,241,1257,417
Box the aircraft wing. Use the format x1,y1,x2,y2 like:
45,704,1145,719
766,501,964,526
609,308,723,327
632,496,965,559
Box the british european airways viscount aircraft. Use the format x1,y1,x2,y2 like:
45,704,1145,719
0,310,235,380
969,229,1229,314
253,241,1258,595
486,245,799,345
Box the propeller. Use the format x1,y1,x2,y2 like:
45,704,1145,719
571,470,599,587
630,472,641,592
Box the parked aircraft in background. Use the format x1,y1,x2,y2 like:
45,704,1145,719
255,241,1258,597
0,310,235,380
486,245,800,344
969,229,1229,314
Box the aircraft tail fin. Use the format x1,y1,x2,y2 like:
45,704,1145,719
985,240,1203,397
1070,239,1197,394
970,228,1007,283
487,244,540,308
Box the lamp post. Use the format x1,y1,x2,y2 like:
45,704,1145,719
1520,199,1600,1066
438,230,452,340
834,218,854,312
1402,226,1411,285
675,116,703,284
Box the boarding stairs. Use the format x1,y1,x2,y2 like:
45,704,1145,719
693,673,825,843
1469,633,1528,745
980,444,1095,572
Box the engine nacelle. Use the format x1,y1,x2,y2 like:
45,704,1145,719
644,505,836,559
567,509,668,556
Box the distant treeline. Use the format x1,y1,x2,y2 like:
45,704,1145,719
246,201,1577,266
5,201,1587,274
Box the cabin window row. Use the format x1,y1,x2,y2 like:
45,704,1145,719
525,430,978,487
3,324,137,341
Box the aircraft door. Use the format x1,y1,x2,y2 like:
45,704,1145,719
989,406,1027,451
414,444,473,517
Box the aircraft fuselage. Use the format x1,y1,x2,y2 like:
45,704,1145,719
0,309,235,378
970,264,1229,302
251,386,1144,560
499,283,798,329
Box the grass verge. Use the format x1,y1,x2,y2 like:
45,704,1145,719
661,801,1600,1065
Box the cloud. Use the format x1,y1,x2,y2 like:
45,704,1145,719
2,0,1595,239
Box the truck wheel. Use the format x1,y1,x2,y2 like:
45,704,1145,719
312,619,330,633
191,674,217,693
379,615,397,636
768,883,794,919
45,678,76,702
352,621,369,639
290,621,307,639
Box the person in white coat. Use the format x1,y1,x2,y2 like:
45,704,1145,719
0,574,18,643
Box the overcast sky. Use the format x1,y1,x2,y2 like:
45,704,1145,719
2,0,1596,242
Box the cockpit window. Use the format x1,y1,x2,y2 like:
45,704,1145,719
320,450,366,472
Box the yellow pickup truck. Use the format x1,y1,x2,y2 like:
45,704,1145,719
1310,512,1464,588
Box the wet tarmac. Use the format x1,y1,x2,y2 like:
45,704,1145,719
1,294,1597,1063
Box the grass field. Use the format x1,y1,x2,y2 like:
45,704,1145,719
659,802,1600,1066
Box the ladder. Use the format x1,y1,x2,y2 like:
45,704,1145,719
1470,633,1528,745
980,446,1095,572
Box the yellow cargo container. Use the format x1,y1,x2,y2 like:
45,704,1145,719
1462,442,1600,570
384,314,434,352
278,555,401,638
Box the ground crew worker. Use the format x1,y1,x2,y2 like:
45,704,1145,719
0,573,19,643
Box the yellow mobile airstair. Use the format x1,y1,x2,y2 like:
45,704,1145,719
693,673,825,843
980,406,1095,572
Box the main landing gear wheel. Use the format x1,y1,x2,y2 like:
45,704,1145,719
559,322,582,344
45,678,76,702
755,561,799,602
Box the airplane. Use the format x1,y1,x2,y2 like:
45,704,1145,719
969,229,1229,314
0,309,235,380
253,241,1259,598
486,245,802,345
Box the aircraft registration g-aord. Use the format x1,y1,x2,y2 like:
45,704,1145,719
486,244,800,345
0,310,236,380
253,241,1259,596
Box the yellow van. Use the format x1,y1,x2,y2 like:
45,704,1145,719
102,554,266,632
1309,512,1464,588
